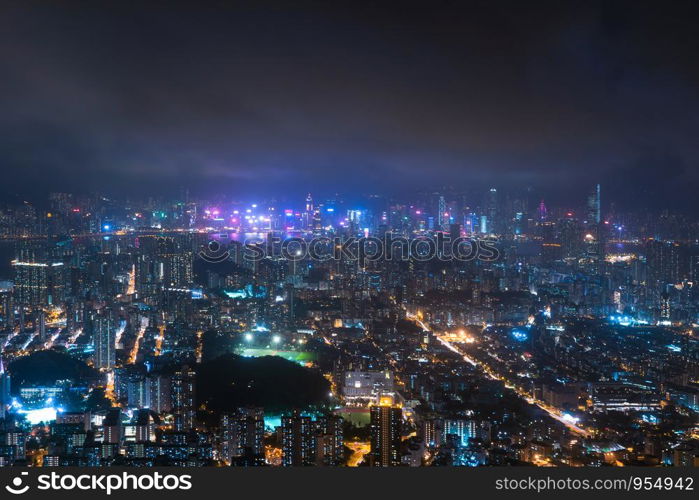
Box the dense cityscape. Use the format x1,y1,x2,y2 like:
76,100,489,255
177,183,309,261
1,2,699,488
0,185,696,467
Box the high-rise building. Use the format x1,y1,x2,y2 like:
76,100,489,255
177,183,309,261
487,188,498,234
443,419,491,447
37,309,46,342
132,409,156,443
312,206,322,235
313,414,344,466
281,411,315,466
134,236,193,296
587,183,601,225
303,193,314,231
94,311,116,370
221,407,265,462
103,408,122,445
690,255,699,284
559,217,582,258
0,285,12,330
0,358,11,420
11,259,65,306
147,374,172,413
660,292,671,321
369,398,402,466
646,240,681,287
479,215,488,235
172,366,196,431
437,195,447,231
126,375,148,408
423,419,442,448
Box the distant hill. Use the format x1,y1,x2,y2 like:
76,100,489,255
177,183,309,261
196,353,331,414
8,350,99,393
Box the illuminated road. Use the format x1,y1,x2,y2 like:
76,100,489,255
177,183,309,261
104,370,119,407
126,264,136,295
345,441,370,467
67,327,83,345
114,320,126,348
407,313,590,437
43,330,61,350
1,326,19,352
129,317,148,364
21,332,36,351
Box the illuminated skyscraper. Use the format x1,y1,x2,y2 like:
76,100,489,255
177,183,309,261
0,358,10,420
437,195,447,231
646,240,681,287
94,311,116,370
303,193,314,231
102,408,122,445
37,309,46,342
369,398,402,466
487,188,498,234
0,290,10,328
587,183,601,225
443,419,491,447
134,235,193,296
221,407,265,462
11,259,65,307
660,292,671,321
690,255,699,284
0,286,13,330
133,409,156,443
313,414,344,466
423,419,442,448
146,374,172,413
479,215,488,234
172,366,196,431
312,206,322,235
559,217,582,258
282,411,314,466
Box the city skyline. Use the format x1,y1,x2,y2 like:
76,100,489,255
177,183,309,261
0,182,696,468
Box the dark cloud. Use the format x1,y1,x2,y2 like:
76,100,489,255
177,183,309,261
1,0,698,211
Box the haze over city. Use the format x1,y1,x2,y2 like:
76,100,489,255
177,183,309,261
1,1,699,213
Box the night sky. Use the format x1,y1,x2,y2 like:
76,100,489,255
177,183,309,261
1,1,699,211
